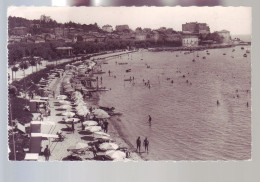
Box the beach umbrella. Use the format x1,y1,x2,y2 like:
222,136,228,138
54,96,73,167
85,126,102,132
95,135,113,141
105,150,126,160
77,108,90,116
62,111,75,117
92,109,110,119
94,131,110,137
67,142,89,152
99,143,119,151
56,95,67,100
59,100,71,105
65,118,80,123
59,105,72,110
83,120,98,126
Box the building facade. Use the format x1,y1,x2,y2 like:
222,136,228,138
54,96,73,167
102,25,113,33
115,25,130,32
12,27,28,35
182,35,199,47
182,22,210,35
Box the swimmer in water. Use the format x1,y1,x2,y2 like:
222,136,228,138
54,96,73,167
217,100,220,106
148,115,152,126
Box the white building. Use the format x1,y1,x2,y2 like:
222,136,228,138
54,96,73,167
182,35,199,47
102,25,113,33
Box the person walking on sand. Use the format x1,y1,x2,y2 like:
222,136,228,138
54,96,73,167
148,115,152,126
103,120,109,133
136,137,141,153
143,137,149,153
92,145,97,158
71,121,75,133
43,145,51,161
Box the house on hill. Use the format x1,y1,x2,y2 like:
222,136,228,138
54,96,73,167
115,25,130,32
12,27,28,36
55,47,73,56
102,25,113,33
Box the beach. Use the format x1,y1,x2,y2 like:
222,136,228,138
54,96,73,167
8,46,251,161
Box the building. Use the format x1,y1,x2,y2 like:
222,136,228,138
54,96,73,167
54,27,69,37
115,25,130,32
182,35,199,47
135,27,143,34
182,22,210,35
55,47,73,56
102,25,113,33
135,33,146,41
165,34,182,42
216,30,231,44
82,35,97,42
8,35,23,44
12,27,28,36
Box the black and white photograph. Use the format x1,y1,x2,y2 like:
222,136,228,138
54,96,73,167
7,6,251,161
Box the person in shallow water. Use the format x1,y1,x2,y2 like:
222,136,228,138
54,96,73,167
136,137,141,153
143,137,149,153
148,115,152,125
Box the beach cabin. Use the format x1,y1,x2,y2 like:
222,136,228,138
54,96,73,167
29,100,47,112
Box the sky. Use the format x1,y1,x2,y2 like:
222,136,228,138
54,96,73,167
8,6,251,35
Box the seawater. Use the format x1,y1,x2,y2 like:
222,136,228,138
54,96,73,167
98,46,251,160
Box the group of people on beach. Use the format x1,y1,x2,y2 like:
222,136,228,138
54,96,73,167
135,115,152,154
136,137,149,154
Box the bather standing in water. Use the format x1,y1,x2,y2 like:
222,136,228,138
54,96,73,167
148,115,152,126
136,137,141,153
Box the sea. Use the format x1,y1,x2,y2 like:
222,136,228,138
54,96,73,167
97,46,251,160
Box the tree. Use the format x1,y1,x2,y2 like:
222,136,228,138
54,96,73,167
19,61,29,78
29,58,36,73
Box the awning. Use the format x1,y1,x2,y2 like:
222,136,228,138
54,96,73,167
24,153,39,161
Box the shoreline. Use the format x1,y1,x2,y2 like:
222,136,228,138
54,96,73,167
88,53,144,160
148,44,249,52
